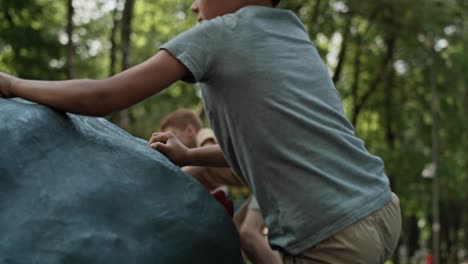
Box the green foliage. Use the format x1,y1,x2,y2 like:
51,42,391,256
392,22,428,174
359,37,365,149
1,0,467,261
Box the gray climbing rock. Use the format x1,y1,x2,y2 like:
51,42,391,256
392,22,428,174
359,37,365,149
0,98,242,264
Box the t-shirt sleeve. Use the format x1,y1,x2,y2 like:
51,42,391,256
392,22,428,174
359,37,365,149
160,18,225,83
196,128,218,147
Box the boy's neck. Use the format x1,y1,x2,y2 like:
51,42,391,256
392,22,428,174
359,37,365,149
239,0,274,8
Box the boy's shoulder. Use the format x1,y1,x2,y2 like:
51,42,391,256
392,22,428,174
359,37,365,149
199,6,293,30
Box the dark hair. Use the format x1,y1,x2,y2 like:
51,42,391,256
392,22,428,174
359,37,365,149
272,0,280,6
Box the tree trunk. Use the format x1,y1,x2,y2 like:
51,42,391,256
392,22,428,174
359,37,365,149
110,0,136,129
66,0,75,79
385,69,396,150
109,0,121,77
4,9,15,28
464,73,468,264
332,15,352,85
384,69,399,264
352,34,396,126
350,35,363,126
121,0,135,71
309,0,322,35
464,187,468,263
407,215,420,258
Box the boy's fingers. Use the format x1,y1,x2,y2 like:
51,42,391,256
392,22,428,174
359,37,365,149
148,132,170,146
148,132,161,144
150,143,159,149
152,142,170,154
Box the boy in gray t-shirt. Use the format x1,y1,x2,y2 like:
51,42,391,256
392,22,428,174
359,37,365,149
1,0,401,263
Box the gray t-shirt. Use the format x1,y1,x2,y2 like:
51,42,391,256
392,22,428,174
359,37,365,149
161,6,391,255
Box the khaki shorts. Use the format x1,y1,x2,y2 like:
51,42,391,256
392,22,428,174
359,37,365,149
282,193,402,264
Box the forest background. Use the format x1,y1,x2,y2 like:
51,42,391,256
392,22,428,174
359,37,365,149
0,0,467,263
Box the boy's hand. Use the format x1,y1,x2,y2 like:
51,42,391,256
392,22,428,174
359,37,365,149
148,132,190,166
0,72,19,98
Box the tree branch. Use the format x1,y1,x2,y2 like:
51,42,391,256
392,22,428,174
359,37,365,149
352,34,396,126
332,15,352,85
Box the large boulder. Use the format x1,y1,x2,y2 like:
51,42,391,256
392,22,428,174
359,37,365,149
0,98,243,264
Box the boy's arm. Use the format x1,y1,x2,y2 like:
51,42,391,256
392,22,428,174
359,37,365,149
2,50,187,116
149,131,230,167
186,145,230,167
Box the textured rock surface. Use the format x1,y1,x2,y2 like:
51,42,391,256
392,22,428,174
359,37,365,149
0,98,242,264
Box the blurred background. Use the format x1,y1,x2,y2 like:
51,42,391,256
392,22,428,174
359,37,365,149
0,0,467,263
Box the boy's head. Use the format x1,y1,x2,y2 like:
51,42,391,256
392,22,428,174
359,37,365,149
160,109,202,148
191,0,280,23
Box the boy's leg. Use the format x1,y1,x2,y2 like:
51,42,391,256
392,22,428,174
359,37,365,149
233,196,251,231
239,197,282,264
287,192,401,264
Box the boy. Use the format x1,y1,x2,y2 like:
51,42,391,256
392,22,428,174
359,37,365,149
0,0,401,263
158,108,245,190
156,108,282,264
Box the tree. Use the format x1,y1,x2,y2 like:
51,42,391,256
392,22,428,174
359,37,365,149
1,1,467,261
66,0,75,79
